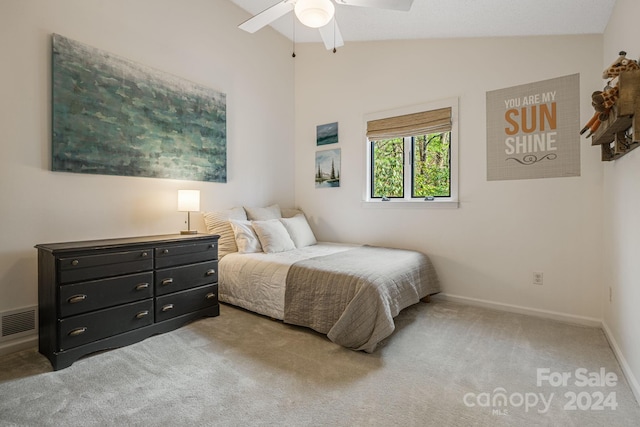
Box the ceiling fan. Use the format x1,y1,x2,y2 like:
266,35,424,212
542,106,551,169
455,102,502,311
238,0,415,51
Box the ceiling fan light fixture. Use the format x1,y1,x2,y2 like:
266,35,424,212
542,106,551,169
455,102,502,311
294,0,335,28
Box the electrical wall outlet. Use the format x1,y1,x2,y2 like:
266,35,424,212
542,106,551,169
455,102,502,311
533,272,544,286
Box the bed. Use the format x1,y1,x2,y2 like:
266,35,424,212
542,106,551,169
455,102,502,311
202,205,440,353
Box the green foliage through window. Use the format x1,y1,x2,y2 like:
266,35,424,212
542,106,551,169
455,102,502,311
370,132,451,199
371,138,404,198
412,133,451,197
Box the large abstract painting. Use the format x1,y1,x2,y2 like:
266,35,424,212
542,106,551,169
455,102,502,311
52,34,226,182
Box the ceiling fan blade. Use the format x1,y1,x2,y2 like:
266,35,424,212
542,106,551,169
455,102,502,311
238,1,295,34
334,0,414,11
319,18,344,50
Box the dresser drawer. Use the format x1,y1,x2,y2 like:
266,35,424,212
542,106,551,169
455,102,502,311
155,260,218,296
59,272,153,318
59,249,153,284
156,284,218,322
58,299,153,351
155,241,218,269
37,234,220,370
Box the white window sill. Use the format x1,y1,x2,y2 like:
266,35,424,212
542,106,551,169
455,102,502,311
361,200,459,209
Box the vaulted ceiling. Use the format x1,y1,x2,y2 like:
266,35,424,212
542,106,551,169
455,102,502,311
229,0,616,45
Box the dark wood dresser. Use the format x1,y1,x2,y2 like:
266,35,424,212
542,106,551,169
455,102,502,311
36,233,220,370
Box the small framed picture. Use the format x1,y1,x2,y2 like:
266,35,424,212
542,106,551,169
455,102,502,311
316,122,338,146
315,148,341,188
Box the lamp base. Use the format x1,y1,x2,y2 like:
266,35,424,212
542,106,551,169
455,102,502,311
180,230,198,235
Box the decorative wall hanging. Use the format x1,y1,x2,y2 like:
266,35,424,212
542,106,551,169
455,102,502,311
486,74,580,181
315,148,340,188
52,34,227,182
580,51,640,161
316,122,338,146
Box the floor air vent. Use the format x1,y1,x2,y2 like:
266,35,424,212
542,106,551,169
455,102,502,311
0,306,37,343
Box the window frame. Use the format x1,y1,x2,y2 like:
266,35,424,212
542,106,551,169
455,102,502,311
363,97,459,208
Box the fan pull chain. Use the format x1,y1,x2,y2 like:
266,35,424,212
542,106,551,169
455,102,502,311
292,12,296,58
333,17,337,53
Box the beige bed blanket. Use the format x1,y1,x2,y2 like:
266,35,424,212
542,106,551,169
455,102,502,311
284,246,440,353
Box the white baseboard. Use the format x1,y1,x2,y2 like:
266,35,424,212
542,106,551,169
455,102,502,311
433,293,602,328
0,334,37,357
602,321,640,405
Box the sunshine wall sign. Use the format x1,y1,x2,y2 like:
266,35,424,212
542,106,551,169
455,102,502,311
486,74,580,180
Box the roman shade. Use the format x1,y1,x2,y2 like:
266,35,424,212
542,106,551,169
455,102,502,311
366,107,452,141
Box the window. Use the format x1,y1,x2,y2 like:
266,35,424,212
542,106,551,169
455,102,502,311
364,98,458,207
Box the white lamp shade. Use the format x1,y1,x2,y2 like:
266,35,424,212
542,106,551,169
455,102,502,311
294,0,335,28
178,190,200,212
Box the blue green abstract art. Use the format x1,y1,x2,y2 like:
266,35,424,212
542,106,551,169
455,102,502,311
52,34,226,182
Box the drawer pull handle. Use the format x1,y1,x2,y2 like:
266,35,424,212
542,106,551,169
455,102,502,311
135,310,149,319
161,304,174,312
205,292,216,300
68,327,87,337
67,294,87,304
161,278,174,286
210,244,216,248
206,269,216,276
141,252,149,257
71,259,79,266
163,249,169,254
135,283,150,291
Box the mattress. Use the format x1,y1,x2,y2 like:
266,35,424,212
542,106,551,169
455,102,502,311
218,242,359,320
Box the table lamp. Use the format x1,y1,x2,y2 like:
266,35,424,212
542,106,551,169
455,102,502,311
178,190,200,235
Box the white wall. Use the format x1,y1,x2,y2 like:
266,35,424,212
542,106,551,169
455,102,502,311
0,0,294,314
602,0,640,401
294,36,604,323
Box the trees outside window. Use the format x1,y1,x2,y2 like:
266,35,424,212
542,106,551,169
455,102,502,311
370,132,451,199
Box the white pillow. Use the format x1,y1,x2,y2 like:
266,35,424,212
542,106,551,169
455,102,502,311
252,219,296,253
229,220,262,253
281,208,304,218
244,204,282,221
280,214,317,248
202,207,247,258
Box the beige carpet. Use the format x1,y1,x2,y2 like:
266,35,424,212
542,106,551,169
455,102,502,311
0,300,638,426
